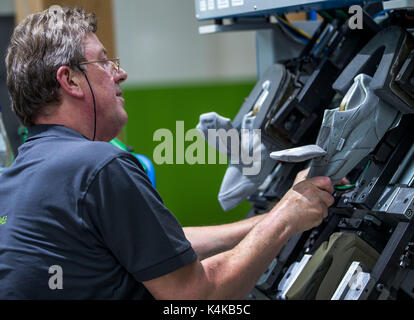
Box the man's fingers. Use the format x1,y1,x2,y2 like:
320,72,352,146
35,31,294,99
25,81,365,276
336,177,351,186
293,168,310,186
308,176,334,194
320,190,335,207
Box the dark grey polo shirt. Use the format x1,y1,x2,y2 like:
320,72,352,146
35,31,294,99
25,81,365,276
0,125,197,299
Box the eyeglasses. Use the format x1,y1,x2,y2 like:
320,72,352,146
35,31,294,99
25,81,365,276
78,58,120,74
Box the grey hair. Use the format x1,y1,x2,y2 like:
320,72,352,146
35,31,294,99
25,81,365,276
6,6,97,126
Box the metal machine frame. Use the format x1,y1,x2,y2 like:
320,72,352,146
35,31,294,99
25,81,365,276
194,0,414,300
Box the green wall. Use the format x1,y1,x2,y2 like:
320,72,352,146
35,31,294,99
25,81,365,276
122,80,256,227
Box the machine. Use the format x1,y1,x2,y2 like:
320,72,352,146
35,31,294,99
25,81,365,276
194,0,414,300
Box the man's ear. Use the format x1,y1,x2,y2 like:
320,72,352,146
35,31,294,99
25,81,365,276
56,66,85,99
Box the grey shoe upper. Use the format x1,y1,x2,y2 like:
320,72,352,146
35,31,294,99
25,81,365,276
308,74,400,184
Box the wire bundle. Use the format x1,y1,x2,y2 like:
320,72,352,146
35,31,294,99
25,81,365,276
275,15,312,44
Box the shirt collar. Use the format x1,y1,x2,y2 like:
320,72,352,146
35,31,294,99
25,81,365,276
26,125,89,142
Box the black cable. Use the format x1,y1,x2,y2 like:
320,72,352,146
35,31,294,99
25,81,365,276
80,70,97,141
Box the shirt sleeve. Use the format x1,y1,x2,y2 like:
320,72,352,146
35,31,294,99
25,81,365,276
81,155,197,282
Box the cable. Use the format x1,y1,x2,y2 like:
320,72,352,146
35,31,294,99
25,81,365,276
276,14,340,54
357,160,371,184
372,10,389,19
277,21,309,45
334,160,372,191
334,10,349,20
318,10,334,22
275,15,312,40
334,184,356,191
80,70,97,141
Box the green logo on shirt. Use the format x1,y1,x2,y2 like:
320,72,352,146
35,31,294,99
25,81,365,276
0,216,7,225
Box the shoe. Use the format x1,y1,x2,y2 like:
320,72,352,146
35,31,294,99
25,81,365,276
196,111,277,211
268,74,400,184
307,73,400,184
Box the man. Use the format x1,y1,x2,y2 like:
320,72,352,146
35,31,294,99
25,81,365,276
0,7,335,299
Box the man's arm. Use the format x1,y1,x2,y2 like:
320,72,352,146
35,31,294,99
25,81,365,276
183,168,314,261
143,176,334,300
183,213,266,261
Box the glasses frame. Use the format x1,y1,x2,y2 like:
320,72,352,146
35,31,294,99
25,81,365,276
78,57,120,73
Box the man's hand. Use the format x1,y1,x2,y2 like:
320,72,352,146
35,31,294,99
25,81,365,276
272,175,335,235
292,167,310,186
293,168,350,187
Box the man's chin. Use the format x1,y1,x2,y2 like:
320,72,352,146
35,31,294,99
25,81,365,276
101,117,128,142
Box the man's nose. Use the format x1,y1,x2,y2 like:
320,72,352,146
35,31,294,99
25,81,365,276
115,67,128,83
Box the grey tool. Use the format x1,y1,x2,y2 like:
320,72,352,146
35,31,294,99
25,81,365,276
270,145,326,163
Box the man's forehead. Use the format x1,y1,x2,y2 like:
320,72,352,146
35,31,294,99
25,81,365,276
84,33,107,57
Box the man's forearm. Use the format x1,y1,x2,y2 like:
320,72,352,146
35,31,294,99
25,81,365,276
199,208,293,299
183,213,267,260
146,208,292,300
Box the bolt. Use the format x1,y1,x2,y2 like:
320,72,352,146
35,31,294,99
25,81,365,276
376,283,384,292
400,260,408,269
406,209,413,218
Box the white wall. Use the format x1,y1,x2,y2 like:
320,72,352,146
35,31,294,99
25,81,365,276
2,0,257,85
0,0,14,15
113,0,257,86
